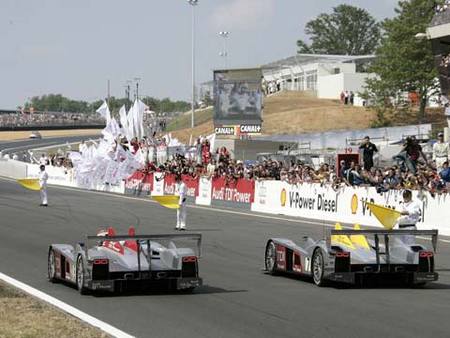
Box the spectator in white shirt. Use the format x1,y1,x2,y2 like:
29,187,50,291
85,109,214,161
433,132,449,171
396,190,421,245
39,153,48,166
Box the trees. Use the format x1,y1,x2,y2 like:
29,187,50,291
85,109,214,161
364,0,438,121
25,94,90,113
23,95,190,115
297,4,381,55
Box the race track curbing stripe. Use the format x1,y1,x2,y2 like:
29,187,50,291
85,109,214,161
0,272,135,338
1,175,449,244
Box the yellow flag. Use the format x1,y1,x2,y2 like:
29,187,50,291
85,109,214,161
350,224,370,250
367,202,401,230
331,223,355,249
151,195,180,209
17,178,40,191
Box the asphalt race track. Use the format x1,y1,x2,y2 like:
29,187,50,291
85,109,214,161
1,177,450,338
0,135,98,155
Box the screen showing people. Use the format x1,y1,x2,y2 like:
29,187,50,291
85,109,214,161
214,69,263,124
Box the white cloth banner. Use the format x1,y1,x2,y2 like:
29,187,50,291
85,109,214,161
96,101,111,123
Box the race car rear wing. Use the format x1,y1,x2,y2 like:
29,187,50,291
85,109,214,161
85,233,202,256
326,229,438,271
327,229,438,252
84,233,202,278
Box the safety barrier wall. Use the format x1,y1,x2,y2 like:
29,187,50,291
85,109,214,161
252,180,450,236
0,159,28,179
0,160,124,193
27,163,78,188
124,172,254,209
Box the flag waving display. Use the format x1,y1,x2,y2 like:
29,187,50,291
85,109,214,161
152,195,180,209
366,202,402,230
17,178,40,191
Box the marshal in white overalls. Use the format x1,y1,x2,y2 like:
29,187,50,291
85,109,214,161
176,181,187,230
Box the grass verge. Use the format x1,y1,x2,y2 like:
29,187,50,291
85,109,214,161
0,281,107,338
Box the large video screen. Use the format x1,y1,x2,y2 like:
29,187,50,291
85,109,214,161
213,68,263,126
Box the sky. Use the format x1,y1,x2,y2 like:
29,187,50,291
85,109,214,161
0,0,397,109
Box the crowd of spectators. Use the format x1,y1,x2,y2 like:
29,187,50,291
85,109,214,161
261,78,281,96
6,131,450,195
127,134,450,195
0,112,104,129
440,53,450,68
436,1,450,13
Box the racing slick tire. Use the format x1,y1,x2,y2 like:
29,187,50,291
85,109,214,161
76,256,89,295
265,241,278,275
312,248,328,287
47,248,58,283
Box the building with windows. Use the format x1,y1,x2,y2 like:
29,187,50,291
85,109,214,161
262,54,375,105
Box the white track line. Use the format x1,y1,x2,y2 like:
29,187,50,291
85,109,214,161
0,272,134,338
1,175,449,244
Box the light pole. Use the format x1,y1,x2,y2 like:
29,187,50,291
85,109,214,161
188,0,198,129
134,77,141,101
219,31,229,69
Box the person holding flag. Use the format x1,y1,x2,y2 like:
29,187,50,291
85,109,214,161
396,190,421,245
39,164,49,206
175,174,187,231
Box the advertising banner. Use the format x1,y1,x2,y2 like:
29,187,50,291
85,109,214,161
211,177,255,204
252,181,450,235
125,171,153,196
182,174,199,197
196,177,212,206
152,172,164,196
214,124,262,136
163,174,199,197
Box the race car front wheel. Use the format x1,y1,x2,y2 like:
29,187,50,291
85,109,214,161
265,241,277,274
312,249,327,287
76,256,89,295
48,248,57,283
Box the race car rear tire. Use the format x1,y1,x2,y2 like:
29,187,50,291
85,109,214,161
47,248,58,283
76,256,89,295
312,249,327,287
265,241,278,275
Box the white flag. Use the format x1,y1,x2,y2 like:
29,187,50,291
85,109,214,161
119,105,128,133
136,99,148,139
96,101,111,123
128,101,137,140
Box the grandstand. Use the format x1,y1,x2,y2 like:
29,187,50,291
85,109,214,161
0,109,105,131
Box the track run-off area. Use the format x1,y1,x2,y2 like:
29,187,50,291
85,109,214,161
1,177,450,338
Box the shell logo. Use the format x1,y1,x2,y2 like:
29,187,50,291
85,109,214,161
280,189,287,207
351,194,358,214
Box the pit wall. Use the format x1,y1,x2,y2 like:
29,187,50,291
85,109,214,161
1,159,449,236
